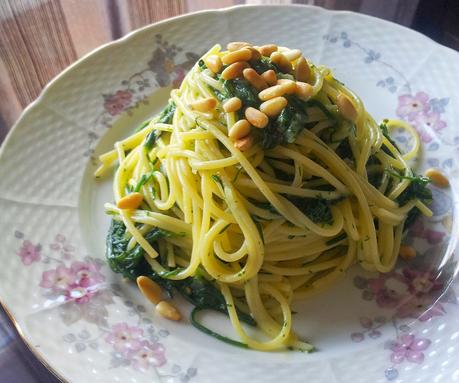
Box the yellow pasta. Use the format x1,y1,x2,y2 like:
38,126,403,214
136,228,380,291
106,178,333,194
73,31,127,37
99,42,433,352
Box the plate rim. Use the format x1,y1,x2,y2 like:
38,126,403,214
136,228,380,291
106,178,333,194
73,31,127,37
0,4,458,383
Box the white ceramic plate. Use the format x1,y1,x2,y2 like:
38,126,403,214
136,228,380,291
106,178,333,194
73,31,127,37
1,5,458,383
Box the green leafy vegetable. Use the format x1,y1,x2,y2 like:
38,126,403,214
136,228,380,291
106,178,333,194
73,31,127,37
106,220,255,327
213,89,226,102
142,102,176,150
190,308,249,348
198,59,207,70
386,170,430,186
393,173,432,230
159,268,184,278
106,220,175,292
222,79,259,108
134,172,154,192
174,272,256,325
379,120,399,148
250,57,277,74
158,101,176,124
134,120,151,133
287,197,333,225
335,138,353,161
261,100,308,149
125,184,134,194
379,120,401,158
248,199,280,216
144,130,159,151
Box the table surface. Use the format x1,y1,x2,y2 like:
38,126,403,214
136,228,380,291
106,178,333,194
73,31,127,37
0,0,436,381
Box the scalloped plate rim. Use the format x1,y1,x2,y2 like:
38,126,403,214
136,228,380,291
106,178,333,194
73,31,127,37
0,4,458,383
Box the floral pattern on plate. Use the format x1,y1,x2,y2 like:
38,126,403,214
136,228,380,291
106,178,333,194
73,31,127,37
85,34,201,157
323,30,458,381
13,231,197,380
1,6,458,383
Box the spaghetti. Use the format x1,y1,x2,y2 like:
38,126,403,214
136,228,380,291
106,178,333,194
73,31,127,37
97,42,432,351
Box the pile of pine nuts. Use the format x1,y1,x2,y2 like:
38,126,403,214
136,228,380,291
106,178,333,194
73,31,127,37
201,42,320,151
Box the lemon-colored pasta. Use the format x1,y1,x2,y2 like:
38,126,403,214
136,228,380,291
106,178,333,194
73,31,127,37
98,43,432,352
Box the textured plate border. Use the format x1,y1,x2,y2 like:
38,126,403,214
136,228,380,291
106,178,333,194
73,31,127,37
0,4,458,383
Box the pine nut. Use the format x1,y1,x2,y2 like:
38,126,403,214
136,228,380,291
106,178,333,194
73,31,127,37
223,97,242,113
260,96,287,117
247,46,261,61
258,44,278,57
156,301,181,321
234,134,254,151
117,192,143,209
277,79,297,94
295,57,311,83
137,276,162,304
245,107,269,129
229,119,251,139
222,48,252,65
261,70,277,86
227,41,251,51
295,81,313,100
243,68,268,91
190,97,217,112
270,52,292,73
221,61,249,80
336,93,357,122
283,49,302,62
204,54,222,73
399,245,416,260
276,78,291,84
258,81,296,101
258,85,284,101
425,168,449,187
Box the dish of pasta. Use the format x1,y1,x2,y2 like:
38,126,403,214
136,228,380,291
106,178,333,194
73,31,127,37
96,41,435,352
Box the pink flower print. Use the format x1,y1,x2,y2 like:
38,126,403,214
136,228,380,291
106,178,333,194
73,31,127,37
128,340,166,370
49,234,75,259
418,130,433,143
104,90,133,116
397,295,445,321
408,220,446,244
105,323,144,353
65,284,97,304
402,268,442,296
70,261,105,288
415,111,447,133
17,240,41,265
390,334,431,364
367,273,408,308
424,230,446,245
396,92,430,121
40,265,76,291
413,111,447,143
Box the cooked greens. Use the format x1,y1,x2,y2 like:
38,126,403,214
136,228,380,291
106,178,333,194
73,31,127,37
106,220,255,326
262,101,308,149
222,78,259,108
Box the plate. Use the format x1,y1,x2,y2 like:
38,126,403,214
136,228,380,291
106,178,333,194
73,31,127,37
1,5,459,383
